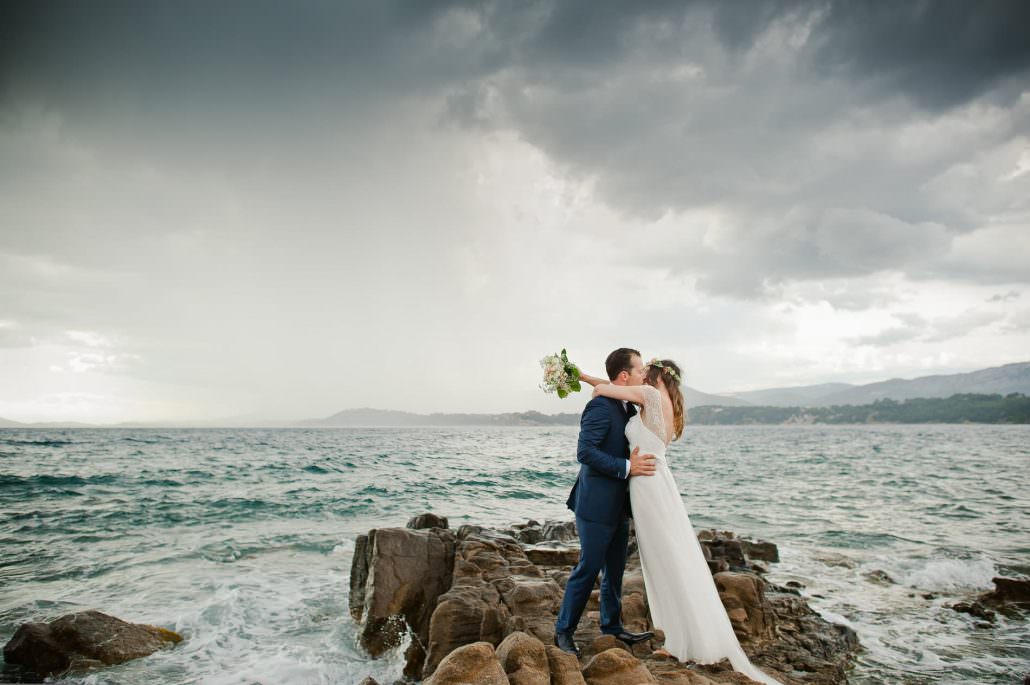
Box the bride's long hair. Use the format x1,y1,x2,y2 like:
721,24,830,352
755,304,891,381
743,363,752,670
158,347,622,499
645,359,686,440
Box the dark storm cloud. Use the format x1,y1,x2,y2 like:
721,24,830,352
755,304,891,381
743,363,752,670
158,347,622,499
0,0,477,110
5,1,1026,111
809,1,1030,111
3,0,1029,303
465,0,1030,108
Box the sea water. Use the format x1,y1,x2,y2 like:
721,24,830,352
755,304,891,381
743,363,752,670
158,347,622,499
1,425,1027,684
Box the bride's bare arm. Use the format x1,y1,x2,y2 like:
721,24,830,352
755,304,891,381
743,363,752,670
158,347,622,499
578,372,608,387
593,383,648,405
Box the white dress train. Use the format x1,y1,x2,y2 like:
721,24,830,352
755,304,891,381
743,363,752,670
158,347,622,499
627,385,783,685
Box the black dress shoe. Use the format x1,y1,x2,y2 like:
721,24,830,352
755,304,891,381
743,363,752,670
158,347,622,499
554,632,581,656
612,630,655,645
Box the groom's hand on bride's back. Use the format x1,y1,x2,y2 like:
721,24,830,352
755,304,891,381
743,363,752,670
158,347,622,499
629,447,656,476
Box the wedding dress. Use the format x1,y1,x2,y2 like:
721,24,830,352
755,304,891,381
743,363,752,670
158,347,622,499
627,384,782,685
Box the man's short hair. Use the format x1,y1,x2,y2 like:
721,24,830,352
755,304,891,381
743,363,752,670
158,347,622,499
605,348,641,381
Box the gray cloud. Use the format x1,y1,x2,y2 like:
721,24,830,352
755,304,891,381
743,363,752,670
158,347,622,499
921,310,1005,343
678,209,953,299
851,309,1006,347
851,325,922,348
430,1,1030,298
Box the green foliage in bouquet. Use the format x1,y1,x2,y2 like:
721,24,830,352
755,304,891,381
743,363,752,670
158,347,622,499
558,349,581,398
540,348,582,398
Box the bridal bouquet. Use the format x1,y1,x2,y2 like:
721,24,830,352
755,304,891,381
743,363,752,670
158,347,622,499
540,348,582,398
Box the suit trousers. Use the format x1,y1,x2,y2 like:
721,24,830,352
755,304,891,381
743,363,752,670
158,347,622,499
555,514,630,636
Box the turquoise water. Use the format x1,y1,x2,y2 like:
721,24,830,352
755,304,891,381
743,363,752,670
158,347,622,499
1,425,1028,684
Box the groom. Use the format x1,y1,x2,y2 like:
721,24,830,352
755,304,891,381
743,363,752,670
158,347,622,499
554,347,656,656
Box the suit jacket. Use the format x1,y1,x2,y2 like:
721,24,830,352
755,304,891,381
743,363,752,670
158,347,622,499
565,396,636,525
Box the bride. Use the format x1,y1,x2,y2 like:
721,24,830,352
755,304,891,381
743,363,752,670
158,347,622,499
579,359,783,685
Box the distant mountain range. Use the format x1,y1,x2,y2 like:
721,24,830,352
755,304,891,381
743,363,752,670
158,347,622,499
716,361,1030,407
0,417,94,428
2,361,1027,427
720,382,854,407
681,386,751,408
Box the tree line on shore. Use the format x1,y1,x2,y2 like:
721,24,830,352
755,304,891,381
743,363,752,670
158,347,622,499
686,393,1030,425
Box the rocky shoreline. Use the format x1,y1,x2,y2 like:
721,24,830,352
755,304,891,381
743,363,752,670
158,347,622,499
349,514,860,685
3,513,1028,682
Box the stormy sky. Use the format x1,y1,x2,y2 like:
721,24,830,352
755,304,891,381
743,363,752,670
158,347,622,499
1,0,1029,422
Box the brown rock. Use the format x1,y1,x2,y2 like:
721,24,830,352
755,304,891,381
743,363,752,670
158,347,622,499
508,522,545,544
951,601,996,622
740,540,779,563
358,678,380,685
542,520,578,542
424,641,510,685
702,538,747,570
581,647,656,684
713,573,774,643
496,575,562,642
755,589,858,682
524,545,581,568
352,526,456,678
408,513,450,530
546,646,587,685
620,592,650,634
496,631,549,685
643,659,719,685
585,634,629,659
349,521,859,685
424,532,560,678
990,576,1030,603
2,610,181,677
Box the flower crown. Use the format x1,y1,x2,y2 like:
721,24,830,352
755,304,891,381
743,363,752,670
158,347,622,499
647,358,681,382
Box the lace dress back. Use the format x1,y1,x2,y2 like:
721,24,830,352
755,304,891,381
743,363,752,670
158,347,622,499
638,384,670,446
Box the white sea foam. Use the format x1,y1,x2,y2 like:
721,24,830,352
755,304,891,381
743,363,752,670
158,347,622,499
330,538,355,556
900,558,997,591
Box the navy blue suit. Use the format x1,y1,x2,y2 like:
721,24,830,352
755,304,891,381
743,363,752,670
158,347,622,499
556,396,636,638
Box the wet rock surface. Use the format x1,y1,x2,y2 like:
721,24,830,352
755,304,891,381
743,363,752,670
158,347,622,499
349,526,457,677
350,514,860,684
986,576,1030,604
950,600,996,622
2,610,182,678
954,575,1030,627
